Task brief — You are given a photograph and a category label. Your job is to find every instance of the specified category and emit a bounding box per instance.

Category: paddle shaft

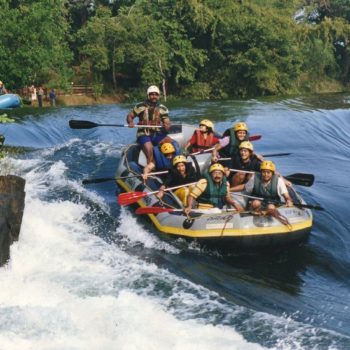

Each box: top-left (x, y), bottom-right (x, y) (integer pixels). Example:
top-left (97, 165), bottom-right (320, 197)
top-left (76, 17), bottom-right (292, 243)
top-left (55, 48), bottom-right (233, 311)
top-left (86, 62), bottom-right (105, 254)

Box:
top-left (136, 207), bottom-right (237, 215)
top-left (234, 193), bottom-right (324, 211)
top-left (218, 152), bottom-right (291, 161)
top-left (82, 170), bottom-right (168, 185)
top-left (69, 119), bottom-right (162, 129)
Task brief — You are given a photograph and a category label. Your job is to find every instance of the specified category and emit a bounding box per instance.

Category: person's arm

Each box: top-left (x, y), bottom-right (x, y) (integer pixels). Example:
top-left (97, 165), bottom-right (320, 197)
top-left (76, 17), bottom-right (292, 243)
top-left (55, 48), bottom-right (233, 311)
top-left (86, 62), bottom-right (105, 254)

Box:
top-left (142, 161), bottom-right (155, 181)
top-left (277, 178), bottom-right (293, 206)
top-left (231, 174), bottom-right (254, 193)
top-left (184, 133), bottom-right (196, 151)
top-left (225, 182), bottom-right (244, 211)
top-left (156, 185), bottom-right (166, 199)
top-left (225, 195), bottom-right (244, 211)
top-left (126, 111), bottom-right (135, 127)
top-left (212, 136), bottom-right (229, 162)
top-left (230, 183), bottom-right (245, 192)
top-left (161, 117), bottom-right (171, 132)
top-left (183, 179), bottom-right (206, 214)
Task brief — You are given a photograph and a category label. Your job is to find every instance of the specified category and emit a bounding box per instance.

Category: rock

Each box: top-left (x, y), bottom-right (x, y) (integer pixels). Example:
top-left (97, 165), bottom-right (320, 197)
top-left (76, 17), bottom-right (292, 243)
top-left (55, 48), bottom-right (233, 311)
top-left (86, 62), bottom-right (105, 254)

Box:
top-left (0, 175), bottom-right (26, 265)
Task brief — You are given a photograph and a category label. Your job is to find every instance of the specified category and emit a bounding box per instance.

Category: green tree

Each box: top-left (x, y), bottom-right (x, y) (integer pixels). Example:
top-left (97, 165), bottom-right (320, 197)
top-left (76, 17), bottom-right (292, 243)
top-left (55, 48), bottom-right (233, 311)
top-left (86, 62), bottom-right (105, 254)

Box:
top-left (0, 0), bottom-right (73, 89)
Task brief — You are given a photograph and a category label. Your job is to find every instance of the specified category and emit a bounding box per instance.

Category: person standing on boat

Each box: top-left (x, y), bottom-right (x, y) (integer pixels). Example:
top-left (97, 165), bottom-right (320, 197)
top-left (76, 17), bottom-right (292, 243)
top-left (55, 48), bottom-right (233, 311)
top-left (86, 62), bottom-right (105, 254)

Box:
top-left (212, 122), bottom-right (250, 165)
top-left (184, 119), bottom-right (220, 154)
top-left (142, 142), bottom-right (180, 181)
top-left (156, 155), bottom-right (200, 206)
top-left (229, 141), bottom-right (261, 186)
top-left (231, 160), bottom-right (293, 212)
top-left (0, 81), bottom-right (8, 95)
top-left (184, 163), bottom-right (243, 215)
top-left (126, 85), bottom-right (173, 166)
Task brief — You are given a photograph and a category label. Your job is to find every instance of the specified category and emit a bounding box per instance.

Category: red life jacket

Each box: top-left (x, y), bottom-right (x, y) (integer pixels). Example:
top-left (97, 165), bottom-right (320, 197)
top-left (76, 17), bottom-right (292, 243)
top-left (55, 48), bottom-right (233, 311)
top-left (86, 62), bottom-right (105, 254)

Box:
top-left (191, 130), bottom-right (215, 153)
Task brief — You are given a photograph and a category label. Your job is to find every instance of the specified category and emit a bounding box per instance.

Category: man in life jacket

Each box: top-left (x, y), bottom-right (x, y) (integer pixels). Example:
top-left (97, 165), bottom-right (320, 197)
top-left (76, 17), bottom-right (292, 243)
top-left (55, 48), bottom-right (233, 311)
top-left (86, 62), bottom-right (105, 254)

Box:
top-left (231, 160), bottom-right (293, 212)
top-left (229, 141), bottom-right (261, 186)
top-left (156, 155), bottom-right (200, 206)
top-left (142, 142), bottom-right (180, 181)
top-left (126, 85), bottom-right (173, 166)
top-left (212, 122), bottom-right (249, 165)
top-left (0, 81), bottom-right (8, 95)
top-left (184, 163), bottom-right (243, 215)
top-left (184, 119), bottom-right (220, 154)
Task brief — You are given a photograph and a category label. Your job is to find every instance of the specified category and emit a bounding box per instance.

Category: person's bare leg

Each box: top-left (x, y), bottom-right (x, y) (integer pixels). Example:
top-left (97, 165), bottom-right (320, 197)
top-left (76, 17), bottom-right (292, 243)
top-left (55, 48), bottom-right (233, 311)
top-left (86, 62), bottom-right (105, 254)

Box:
top-left (142, 141), bottom-right (154, 164)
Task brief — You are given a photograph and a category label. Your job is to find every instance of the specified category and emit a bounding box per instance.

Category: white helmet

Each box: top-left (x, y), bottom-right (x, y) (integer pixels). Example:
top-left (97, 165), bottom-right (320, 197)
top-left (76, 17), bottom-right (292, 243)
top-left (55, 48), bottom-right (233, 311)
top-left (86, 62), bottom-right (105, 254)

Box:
top-left (147, 85), bottom-right (160, 95)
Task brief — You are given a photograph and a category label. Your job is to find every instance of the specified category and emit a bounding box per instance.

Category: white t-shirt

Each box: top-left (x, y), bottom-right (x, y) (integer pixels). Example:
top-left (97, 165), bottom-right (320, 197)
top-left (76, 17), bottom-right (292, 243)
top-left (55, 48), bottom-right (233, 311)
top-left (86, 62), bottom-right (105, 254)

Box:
top-left (245, 174), bottom-right (288, 202)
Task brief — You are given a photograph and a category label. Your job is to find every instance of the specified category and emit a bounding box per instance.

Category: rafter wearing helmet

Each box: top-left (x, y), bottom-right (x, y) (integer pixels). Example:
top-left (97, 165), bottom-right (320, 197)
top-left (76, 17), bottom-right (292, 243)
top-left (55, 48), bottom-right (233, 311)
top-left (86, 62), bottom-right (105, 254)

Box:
top-left (184, 119), bottom-right (220, 154)
top-left (184, 163), bottom-right (243, 215)
top-left (126, 85), bottom-right (174, 166)
top-left (229, 141), bottom-right (262, 186)
top-left (231, 160), bottom-right (293, 213)
top-left (156, 155), bottom-right (200, 206)
top-left (212, 122), bottom-right (250, 166)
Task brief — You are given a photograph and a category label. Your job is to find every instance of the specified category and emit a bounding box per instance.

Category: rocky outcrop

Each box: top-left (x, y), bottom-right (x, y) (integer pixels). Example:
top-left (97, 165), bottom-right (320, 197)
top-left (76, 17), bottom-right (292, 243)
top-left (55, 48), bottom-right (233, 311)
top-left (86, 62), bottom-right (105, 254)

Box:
top-left (0, 175), bottom-right (26, 265)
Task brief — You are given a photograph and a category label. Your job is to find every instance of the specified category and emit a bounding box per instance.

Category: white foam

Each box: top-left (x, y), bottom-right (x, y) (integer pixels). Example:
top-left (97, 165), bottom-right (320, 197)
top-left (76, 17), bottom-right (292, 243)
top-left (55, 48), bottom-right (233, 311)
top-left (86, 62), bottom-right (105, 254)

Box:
top-left (0, 193), bottom-right (264, 350)
top-left (117, 208), bottom-right (180, 254)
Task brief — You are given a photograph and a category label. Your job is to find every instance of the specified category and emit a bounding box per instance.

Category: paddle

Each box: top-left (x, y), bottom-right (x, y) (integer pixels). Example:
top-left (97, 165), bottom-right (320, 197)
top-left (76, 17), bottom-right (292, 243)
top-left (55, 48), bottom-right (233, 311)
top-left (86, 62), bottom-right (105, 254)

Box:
top-left (135, 207), bottom-right (224, 215)
top-left (229, 169), bottom-right (314, 187)
top-left (69, 119), bottom-right (163, 129)
top-left (118, 182), bottom-right (198, 206)
top-left (218, 152), bottom-right (292, 161)
top-left (82, 170), bottom-right (169, 185)
top-left (235, 193), bottom-right (324, 211)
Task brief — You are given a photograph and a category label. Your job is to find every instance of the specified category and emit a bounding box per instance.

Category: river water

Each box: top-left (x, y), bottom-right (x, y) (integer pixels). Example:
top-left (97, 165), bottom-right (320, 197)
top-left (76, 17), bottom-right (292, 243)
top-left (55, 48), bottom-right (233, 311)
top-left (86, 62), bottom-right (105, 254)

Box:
top-left (0, 94), bottom-right (349, 349)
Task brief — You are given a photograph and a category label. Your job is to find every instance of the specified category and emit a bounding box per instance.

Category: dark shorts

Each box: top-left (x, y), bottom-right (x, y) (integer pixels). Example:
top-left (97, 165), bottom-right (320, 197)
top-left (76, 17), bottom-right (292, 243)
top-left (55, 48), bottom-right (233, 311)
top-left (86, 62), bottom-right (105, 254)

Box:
top-left (137, 133), bottom-right (167, 146)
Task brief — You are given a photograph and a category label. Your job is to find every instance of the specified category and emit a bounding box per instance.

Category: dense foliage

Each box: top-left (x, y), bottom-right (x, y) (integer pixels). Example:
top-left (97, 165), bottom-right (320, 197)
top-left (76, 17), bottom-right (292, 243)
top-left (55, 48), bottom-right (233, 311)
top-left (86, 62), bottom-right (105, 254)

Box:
top-left (0, 0), bottom-right (349, 98)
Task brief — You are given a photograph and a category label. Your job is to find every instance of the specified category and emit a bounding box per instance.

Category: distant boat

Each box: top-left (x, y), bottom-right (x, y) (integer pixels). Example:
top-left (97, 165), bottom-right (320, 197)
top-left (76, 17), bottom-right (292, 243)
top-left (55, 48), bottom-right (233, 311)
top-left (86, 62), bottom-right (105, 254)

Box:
top-left (0, 94), bottom-right (21, 109)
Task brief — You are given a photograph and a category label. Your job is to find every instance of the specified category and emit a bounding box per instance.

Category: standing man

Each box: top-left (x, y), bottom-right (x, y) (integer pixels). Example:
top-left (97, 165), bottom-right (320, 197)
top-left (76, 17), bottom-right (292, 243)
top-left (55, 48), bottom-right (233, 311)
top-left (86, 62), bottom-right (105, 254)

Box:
top-left (126, 85), bottom-right (173, 165)
top-left (0, 81), bottom-right (7, 95)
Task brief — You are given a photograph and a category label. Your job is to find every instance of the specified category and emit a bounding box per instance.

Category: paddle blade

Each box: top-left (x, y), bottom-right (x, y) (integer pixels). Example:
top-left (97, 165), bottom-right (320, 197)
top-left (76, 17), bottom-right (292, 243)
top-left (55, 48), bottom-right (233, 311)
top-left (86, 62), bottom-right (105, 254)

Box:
top-left (82, 177), bottom-right (116, 185)
top-left (285, 173), bottom-right (314, 187)
top-left (118, 191), bottom-right (148, 206)
top-left (248, 135), bottom-right (261, 141)
top-left (136, 207), bottom-right (175, 215)
top-left (69, 120), bottom-right (98, 129)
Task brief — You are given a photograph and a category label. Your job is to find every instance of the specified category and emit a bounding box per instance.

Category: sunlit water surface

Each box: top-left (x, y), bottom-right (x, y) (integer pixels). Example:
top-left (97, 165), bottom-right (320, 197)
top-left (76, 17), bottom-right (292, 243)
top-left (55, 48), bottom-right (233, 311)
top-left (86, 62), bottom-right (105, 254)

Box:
top-left (0, 93), bottom-right (350, 349)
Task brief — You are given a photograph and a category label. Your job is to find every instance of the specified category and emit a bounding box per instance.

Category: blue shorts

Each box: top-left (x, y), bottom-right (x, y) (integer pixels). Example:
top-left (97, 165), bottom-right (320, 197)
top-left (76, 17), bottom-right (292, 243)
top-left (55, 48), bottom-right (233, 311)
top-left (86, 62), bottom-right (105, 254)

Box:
top-left (137, 133), bottom-right (167, 146)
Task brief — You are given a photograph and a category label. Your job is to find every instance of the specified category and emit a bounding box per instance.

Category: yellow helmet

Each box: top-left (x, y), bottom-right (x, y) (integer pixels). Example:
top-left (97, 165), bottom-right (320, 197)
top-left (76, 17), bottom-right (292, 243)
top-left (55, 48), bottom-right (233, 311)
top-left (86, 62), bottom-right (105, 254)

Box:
top-left (209, 163), bottom-right (225, 173)
top-left (160, 142), bottom-right (175, 154)
top-left (233, 122), bottom-right (248, 132)
top-left (0, 81), bottom-right (3, 85)
top-left (239, 141), bottom-right (254, 151)
top-left (173, 155), bottom-right (187, 166)
top-left (199, 119), bottom-right (214, 130)
top-left (260, 160), bottom-right (276, 172)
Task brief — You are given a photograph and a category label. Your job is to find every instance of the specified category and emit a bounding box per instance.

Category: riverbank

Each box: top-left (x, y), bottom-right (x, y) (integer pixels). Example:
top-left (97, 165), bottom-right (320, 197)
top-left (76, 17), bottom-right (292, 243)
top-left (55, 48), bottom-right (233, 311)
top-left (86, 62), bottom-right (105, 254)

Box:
top-left (22, 93), bottom-right (125, 108)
